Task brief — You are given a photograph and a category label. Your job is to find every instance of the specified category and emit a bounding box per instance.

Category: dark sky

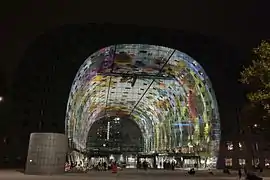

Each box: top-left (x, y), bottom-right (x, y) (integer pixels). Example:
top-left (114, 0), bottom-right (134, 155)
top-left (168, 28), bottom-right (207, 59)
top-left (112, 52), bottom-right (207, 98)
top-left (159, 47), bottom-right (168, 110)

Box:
top-left (1, 1), bottom-right (269, 85)
top-left (0, 1), bottom-right (269, 164)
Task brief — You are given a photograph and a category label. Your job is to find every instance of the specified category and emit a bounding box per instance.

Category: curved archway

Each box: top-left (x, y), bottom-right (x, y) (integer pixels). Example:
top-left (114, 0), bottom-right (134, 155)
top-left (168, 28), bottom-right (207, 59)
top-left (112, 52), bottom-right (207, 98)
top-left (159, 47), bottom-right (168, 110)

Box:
top-left (86, 116), bottom-right (144, 152)
top-left (66, 44), bottom-right (220, 161)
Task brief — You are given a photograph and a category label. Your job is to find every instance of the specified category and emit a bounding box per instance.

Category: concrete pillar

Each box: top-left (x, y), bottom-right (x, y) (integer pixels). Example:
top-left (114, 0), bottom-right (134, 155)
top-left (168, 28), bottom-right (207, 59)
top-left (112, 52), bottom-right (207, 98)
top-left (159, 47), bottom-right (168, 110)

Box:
top-left (25, 133), bottom-right (68, 175)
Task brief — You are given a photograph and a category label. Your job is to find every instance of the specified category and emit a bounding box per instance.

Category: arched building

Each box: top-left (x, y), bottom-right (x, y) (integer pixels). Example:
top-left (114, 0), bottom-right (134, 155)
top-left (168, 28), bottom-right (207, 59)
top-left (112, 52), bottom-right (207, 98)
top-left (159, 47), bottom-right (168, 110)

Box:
top-left (10, 24), bottom-right (242, 169)
top-left (66, 44), bottom-right (220, 167)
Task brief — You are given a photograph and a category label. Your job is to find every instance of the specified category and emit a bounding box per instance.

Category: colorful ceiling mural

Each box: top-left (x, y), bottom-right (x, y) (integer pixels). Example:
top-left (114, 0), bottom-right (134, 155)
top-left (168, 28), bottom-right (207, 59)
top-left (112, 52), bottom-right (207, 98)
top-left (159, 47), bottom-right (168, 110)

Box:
top-left (65, 44), bottom-right (220, 155)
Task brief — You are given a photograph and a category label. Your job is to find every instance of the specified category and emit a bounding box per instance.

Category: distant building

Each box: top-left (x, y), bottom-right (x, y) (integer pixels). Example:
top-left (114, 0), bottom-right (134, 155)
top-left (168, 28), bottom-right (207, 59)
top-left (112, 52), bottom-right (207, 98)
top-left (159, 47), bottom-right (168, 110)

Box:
top-left (218, 123), bottom-right (270, 169)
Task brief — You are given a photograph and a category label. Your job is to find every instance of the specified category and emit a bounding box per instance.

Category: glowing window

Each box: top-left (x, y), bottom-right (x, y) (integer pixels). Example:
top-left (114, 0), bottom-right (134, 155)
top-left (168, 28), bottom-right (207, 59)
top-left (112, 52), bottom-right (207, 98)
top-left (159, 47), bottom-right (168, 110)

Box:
top-left (226, 142), bottom-right (233, 151)
top-left (225, 158), bottom-right (232, 167)
top-left (239, 159), bottom-right (245, 166)
top-left (239, 142), bottom-right (244, 151)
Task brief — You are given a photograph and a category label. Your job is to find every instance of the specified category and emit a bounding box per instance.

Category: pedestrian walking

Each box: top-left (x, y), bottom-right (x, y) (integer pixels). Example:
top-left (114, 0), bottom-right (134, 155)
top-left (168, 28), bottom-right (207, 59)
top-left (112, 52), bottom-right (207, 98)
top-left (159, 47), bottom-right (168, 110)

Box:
top-left (238, 168), bottom-right (242, 180)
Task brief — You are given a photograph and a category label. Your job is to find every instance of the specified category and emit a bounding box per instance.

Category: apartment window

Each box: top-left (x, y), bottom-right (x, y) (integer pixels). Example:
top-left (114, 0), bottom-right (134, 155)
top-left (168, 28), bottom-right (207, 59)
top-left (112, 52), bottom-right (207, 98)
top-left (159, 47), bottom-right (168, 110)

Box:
top-left (254, 142), bottom-right (259, 151)
top-left (3, 137), bottom-right (7, 144)
top-left (44, 87), bottom-right (50, 93)
top-left (265, 159), bottom-right (270, 168)
top-left (225, 158), bottom-right (232, 167)
top-left (41, 99), bottom-right (47, 105)
top-left (226, 141), bottom-right (233, 151)
top-left (239, 159), bottom-right (245, 166)
top-left (252, 158), bottom-right (260, 167)
top-left (238, 142), bottom-right (243, 151)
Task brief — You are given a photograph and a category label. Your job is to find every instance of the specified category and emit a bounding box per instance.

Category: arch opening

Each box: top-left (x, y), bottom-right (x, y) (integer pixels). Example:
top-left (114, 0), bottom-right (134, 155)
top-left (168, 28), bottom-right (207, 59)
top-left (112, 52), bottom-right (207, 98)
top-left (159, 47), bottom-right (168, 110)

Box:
top-left (65, 44), bottom-right (220, 167)
top-left (86, 116), bottom-right (144, 153)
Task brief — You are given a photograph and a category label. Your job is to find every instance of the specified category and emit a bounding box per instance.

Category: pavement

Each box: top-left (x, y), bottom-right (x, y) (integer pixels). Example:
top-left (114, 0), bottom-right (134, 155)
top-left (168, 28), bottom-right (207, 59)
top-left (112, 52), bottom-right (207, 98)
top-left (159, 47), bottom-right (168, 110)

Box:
top-left (0, 169), bottom-right (269, 180)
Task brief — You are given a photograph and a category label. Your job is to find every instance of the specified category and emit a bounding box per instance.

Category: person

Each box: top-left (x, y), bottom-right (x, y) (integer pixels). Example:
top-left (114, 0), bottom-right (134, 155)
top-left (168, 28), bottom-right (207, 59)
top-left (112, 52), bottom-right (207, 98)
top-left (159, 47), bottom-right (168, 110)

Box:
top-left (137, 161), bottom-right (141, 171)
top-left (208, 168), bottom-right (214, 175)
top-left (194, 163), bottom-right (198, 169)
top-left (223, 167), bottom-right (230, 174)
top-left (103, 161), bottom-right (107, 171)
top-left (171, 161), bottom-right (175, 171)
top-left (244, 166), bottom-right (248, 175)
top-left (188, 168), bottom-right (195, 175)
top-left (143, 160), bottom-right (148, 171)
top-left (111, 162), bottom-right (117, 173)
top-left (238, 168), bottom-right (242, 180)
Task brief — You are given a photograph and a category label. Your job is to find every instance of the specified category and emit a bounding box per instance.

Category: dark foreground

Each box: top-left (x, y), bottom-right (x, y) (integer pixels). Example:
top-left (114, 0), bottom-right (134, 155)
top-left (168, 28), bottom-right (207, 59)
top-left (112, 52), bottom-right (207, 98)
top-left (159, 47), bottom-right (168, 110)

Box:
top-left (1, 169), bottom-right (269, 180)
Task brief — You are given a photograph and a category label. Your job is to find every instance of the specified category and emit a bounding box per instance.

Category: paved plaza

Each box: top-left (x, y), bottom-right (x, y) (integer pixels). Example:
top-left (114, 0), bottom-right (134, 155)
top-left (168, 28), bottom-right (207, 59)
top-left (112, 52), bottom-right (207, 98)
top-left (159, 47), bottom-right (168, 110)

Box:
top-left (1, 169), bottom-right (269, 180)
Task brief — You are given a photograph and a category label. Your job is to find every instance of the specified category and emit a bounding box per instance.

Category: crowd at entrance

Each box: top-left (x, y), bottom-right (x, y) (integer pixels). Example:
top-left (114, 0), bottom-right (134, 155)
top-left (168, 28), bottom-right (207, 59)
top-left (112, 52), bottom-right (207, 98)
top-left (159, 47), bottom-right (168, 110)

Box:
top-left (65, 153), bottom-right (208, 172)
top-left (137, 159), bottom-right (177, 170)
top-left (65, 158), bottom-right (121, 172)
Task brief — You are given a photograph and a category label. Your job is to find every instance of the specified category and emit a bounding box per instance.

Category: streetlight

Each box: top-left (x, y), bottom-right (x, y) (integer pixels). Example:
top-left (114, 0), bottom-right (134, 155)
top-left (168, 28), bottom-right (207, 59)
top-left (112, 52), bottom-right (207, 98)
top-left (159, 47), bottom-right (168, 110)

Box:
top-left (0, 96), bottom-right (3, 102)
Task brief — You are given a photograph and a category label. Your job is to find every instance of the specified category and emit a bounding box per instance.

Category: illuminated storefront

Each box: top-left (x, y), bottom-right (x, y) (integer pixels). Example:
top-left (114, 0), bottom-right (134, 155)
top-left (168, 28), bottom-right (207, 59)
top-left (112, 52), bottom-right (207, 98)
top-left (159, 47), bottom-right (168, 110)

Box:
top-left (65, 44), bottom-right (221, 168)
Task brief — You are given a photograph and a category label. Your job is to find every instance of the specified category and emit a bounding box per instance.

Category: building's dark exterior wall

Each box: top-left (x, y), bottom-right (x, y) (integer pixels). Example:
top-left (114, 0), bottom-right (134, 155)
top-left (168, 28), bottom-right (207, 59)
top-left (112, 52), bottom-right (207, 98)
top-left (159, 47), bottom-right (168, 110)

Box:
top-left (218, 133), bottom-right (270, 169)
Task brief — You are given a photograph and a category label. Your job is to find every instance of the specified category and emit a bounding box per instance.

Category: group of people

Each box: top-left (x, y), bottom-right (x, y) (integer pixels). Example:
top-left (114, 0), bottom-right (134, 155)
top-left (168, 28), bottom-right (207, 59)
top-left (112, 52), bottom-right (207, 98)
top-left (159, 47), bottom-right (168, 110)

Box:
top-left (65, 160), bottom-right (120, 172)
top-left (87, 160), bottom-right (121, 171)
top-left (137, 160), bottom-right (150, 170)
top-left (160, 160), bottom-right (177, 170)
top-left (136, 160), bottom-right (177, 170)
top-left (91, 161), bottom-right (108, 171)
top-left (65, 158), bottom-right (262, 180)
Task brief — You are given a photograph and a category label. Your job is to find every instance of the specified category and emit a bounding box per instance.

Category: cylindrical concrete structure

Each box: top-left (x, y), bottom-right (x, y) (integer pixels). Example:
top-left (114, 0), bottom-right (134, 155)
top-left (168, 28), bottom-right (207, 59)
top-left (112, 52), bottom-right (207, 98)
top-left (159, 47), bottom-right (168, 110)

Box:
top-left (25, 133), bottom-right (68, 175)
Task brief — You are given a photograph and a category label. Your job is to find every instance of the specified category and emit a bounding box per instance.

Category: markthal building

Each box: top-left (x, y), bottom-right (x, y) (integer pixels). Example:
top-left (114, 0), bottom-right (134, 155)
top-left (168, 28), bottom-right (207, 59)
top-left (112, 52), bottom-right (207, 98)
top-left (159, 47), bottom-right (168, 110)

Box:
top-left (66, 44), bottom-right (220, 168)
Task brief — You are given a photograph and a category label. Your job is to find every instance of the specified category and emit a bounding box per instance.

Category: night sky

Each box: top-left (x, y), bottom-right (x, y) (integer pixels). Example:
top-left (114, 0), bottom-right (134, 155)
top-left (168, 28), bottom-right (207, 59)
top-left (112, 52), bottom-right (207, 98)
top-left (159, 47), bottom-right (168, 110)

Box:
top-left (0, 1), bottom-right (269, 167)
top-left (1, 1), bottom-right (270, 82)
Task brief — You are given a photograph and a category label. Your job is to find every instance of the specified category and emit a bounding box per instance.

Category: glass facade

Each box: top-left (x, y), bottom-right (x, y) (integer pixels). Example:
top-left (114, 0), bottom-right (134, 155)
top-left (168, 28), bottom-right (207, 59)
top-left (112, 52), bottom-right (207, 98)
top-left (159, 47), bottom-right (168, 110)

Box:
top-left (65, 44), bottom-right (220, 165)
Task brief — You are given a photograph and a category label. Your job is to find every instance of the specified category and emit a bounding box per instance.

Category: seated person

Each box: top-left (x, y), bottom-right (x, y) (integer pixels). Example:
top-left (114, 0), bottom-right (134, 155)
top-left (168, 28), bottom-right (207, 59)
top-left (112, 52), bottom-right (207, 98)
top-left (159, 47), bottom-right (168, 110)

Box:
top-left (188, 168), bottom-right (195, 175)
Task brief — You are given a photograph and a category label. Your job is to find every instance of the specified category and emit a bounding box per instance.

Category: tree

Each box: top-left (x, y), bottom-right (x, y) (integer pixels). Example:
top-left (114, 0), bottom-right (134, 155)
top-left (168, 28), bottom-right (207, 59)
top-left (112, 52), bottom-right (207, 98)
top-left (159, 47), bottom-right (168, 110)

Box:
top-left (240, 40), bottom-right (270, 114)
